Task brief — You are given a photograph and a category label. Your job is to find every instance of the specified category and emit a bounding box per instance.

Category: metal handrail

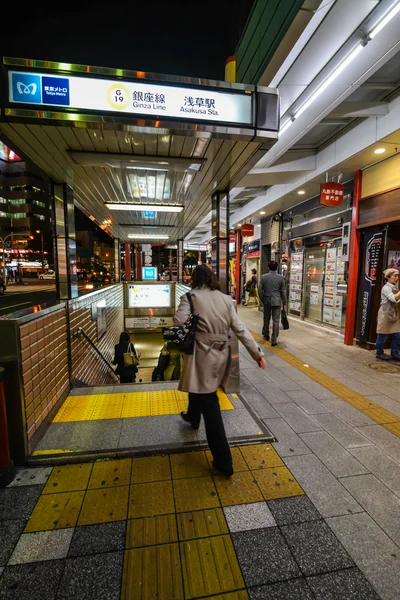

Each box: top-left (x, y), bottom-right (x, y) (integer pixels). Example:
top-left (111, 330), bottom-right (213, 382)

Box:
top-left (76, 327), bottom-right (119, 381)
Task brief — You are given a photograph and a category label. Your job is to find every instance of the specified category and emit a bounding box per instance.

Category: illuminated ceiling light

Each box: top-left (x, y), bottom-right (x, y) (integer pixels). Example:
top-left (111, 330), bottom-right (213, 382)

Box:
top-left (298, 190), bottom-right (305, 195)
top-left (374, 148), bottom-right (385, 154)
top-left (127, 234), bottom-right (169, 239)
top-left (260, 211), bottom-right (266, 215)
top-left (237, 223), bottom-right (242, 227)
top-left (105, 203), bottom-right (183, 213)
top-left (369, 1), bottom-right (400, 39)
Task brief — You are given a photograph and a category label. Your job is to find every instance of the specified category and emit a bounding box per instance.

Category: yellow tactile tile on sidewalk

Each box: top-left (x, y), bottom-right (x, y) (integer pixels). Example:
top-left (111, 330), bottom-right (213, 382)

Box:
top-left (42, 463), bottom-right (92, 494)
top-left (25, 491), bottom-right (85, 532)
top-left (78, 485), bottom-right (130, 525)
top-left (206, 448), bottom-right (249, 473)
top-left (170, 451), bottom-right (211, 479)
top-left (88, 458), bottom-right (132, 489)
top-left (181, 535), bottom-right (245, 599)
top-left (121, 543), bottom-right (184, 600)
top-left (126, 514), bottom-right (178, 548)
top-left (173, 476), bottom-right (220, 513)
top-left (177, 508), bottom-right (228, 541)
top-left (363, 408), bottom-right (400, 424)
top-left (129, 480), bottom-right (175, 518)
top-left (131, 455), bottom-right (171, 484)
top-left (239, 444), bottom-right (284, 470)
top-left (253, 466), bottom-right (304, 501)
top-left (213, 471), bottom-right (263, 507)
top-left (207, 593), bottom-right (249, 600)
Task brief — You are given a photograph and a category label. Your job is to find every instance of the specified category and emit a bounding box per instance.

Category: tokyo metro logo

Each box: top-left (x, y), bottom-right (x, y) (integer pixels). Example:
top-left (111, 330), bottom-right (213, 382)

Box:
top-left (12, 73), bottom-right (41, 104)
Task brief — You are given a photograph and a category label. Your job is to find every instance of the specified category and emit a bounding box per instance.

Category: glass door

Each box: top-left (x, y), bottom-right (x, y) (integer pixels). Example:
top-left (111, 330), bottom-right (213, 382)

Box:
top-left (303, 246), bottom-right (326, 322)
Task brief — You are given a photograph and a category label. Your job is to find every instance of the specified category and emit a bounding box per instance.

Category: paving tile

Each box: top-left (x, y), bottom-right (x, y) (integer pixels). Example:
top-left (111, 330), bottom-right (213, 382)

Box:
top-left (42, 463), bottom-right (92, 494)
top-left (365, 395), bottom-right (400, 418)
top-left (206, 592), bottom-right (249, 600)
top-left (274, 404), bottom-right (322, 433)
top-left (119, 414), bottom-right (197, 448)
top-left (283, 454), bottom-right (362, 518)
top-left (299, 431), bottom-right (369, 477)
top-left (129, 480), bottom-right (175, 519)
top-left (0, 486), bottom-right (42, 521)
top-left (267, 496), bottom-right (322, 525)
top-left (25, 491), bottom-right (85, 532)
top-left (263, 419), bottom-right (313, 457)
top-left (0, 520), bottom-right (27, 566)
top-left (311, 413), bottom-right (373, 448)
top-left (213, 471), bottom-right (263, 506)
top-left (206, 448), bottom-right (249, 473)
top-left (281, 520), bottom-right (354, 576)
top-left (7, 467), bottom-right (53, 487)
top-left (174, 476), bottom-right (220, 513)
top-left (232, 528), bottom-right (301, 586)
top-left (130, 455), bottom-right (171, 483)
top-left (239, 444), bottom-right (284, 470)
top-left (34, 419), bottom-right (123, 453)
top-left (286, 390), bottom-right (331, 414)
top-left (307, 568), bottom-right (381, 600)
top-left (340, 473), bottom-right (400, 546)
top-left (349, 445), bottom-right (400, 497)
top-left (126, 514), bottom-right (177, 548)
top-left (252, 467), bottom-right (303, 500)
top-left (224, 502), bottom-right (276, 532)
top-left (327, 512), bottom-right (400, 600)
top-left (277, 365), bottom-right (313, 382)
top-left (261, 367), bottom-right (302, 392)
top-left (181, 535), bottom-right (244, 599)
top-left (219, 410), bottom-right (263, 438)
top-left (88, 459), bottom-right (132, 489)
top-left (0, 567), bottom-right (3, 577)
top-left (355, 424), bottom-right (400, 463)
top-left (9, 529), bottom-right (73, 565)
top-left (69, 521), bottom-right (126, 556)
top-left (323, 399), bottom-right (375, 426)
top-left (249, 578), bottom-right (314, 600)
top-left (253, 382), bottom-right (293, 405)
top-left (57, 551), bottom-right (123, 600)
top-left (122, 544), bottom-right (183, 600)
top-left (78, 486), bottom-right (129, 526)
top-left (177, 508), bottom-right (228, 540)
top-left (299, 380), bottom-right (338, 400)
top-left (240, 389), bottom-right (281, 420)
top-left (0, 560), bottom-right (64, 600)
top-left (170, 451), bottom-right (210, 478)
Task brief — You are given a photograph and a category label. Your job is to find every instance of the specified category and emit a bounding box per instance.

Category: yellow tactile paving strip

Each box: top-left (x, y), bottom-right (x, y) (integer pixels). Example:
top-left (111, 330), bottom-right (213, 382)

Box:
top-left (53, 388), bottom-right (234, 423)
top-left (250, 329), bottom-right (400, 438)
top-left (24, 444), bottom-right (303, 599)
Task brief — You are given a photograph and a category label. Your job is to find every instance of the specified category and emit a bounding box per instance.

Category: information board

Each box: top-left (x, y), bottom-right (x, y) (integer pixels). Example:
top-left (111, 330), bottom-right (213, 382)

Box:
top-left (127, 284), bottom-right (171, 308)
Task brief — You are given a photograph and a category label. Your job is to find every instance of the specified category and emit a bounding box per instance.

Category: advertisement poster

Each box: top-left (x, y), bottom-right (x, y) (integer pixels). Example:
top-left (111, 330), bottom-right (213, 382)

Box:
top-left (310, 293), bottom-right (319, 305)
top-left (388, 251), bottom-right (400, 270)
top-left (289, 252), bottom-right (304, 313)
top-left (323, 306), bottom-right (333, 320)
top-left (359, 230), bottom-right (384, 342)
top-left (327, 248), bottom-right (337, 261)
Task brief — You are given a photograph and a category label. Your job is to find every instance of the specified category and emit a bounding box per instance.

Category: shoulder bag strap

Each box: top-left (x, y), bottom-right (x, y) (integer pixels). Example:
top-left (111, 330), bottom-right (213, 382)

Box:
top-left (186, 291), bottom-right (194, 314)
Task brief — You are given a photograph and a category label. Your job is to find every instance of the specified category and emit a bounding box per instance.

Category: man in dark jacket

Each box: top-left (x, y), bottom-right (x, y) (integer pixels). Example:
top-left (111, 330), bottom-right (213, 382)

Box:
top-left (258, 261), bottom-right (286, 346)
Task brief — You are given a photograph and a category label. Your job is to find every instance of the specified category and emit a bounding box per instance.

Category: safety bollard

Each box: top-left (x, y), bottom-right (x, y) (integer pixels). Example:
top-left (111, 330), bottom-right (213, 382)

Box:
top-left (0, 367), bottom-right (15, 487)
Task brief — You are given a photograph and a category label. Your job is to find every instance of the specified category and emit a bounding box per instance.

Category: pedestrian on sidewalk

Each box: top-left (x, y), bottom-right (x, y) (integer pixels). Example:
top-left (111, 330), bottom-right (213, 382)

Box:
top-left (113, 331), bottom-right (139, 383)
top-left (175, 264), bottom-right (266, 477)
top-left (258, 260), bottom-right (286, 346)
top-left (244, 268), bottom-right (259, 306)
top-left (376, 268), bottom-right (400, 361)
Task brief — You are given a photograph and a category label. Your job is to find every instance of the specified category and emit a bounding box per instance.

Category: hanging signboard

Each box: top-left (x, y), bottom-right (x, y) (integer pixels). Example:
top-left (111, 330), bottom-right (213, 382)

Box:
top-left (241, 224), bottom-right (254, 237)
top-left (320, 182), bottom-right (344, 207)
top-left (359, 230), bottom-right (384, 342)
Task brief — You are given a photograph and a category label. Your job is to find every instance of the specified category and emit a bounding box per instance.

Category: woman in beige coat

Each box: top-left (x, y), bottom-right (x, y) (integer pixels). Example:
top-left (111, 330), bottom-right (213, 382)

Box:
top-left (174, 264), bottom-right (266, 476)
top-left (376, 268), bottom-right (400, 361)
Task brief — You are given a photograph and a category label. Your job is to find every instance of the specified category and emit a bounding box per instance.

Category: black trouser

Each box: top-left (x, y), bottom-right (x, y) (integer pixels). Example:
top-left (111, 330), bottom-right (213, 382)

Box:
top-left (262, 302), bottom-right (281, 342)
top-left (187, 391), bottom-right (232, 472)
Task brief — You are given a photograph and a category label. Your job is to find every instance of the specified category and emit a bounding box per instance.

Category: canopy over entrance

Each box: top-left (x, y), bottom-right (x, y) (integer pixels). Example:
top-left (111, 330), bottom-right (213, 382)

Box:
top-left (0, 57), bottom-right (279, 244)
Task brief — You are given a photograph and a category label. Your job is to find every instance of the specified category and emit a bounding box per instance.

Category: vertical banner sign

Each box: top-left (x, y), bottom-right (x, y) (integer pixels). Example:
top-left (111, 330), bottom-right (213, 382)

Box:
top-left (359, 231), bottom-right (383, 342)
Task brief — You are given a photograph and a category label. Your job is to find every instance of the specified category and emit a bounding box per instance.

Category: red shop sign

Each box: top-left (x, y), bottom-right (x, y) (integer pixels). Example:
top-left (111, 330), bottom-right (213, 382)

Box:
top-left (229, 231), bottom-right (236, 242)
top-left (320, 182), bottom-right (344, 207)
top-left (241, 224), bottom-right (254, 237)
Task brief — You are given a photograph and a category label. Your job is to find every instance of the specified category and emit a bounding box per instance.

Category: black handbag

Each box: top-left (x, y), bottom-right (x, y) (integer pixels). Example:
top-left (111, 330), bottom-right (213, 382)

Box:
top-left (281, 309), bottom-right (289, 330)
top-left (162, 292), bottom-right (199, 355)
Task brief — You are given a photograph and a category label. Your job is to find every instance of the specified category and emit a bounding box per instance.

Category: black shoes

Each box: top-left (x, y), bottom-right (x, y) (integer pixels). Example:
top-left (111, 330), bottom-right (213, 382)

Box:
top-left (376, 354), bottom-right (391, 361)
top-left (271, 341), bottom-right (278, 346)
top-left (212, 461), bottom-right (234, 477)
top-left (262, 335), bottom-right (270, 341)
top-left (180, 411), bottom-right (199, 430)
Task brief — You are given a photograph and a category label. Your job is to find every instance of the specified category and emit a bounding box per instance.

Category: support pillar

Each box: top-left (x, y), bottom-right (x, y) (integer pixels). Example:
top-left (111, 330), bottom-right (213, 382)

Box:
top-left (53, 184), bottom-right (78, 300)
top-left (135, 245), bottom-right (142, 280)
top-left (235, 229), bottom-right (241, 304)
top-left (124, 243), bottom-right (131, 281)
top-left (344, 170), bottom-right (362, 345)
top-left (114, 238), bottom-right (121, 283)
top-left (178, 239), bottom-right (184, 283)
top-left (212, 191), bottom-right (229, 294)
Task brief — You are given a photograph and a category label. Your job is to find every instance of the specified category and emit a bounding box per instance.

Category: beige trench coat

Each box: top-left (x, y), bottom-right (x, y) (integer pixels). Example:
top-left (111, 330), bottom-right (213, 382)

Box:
top-left (174, 286), bottom-right (263, 394)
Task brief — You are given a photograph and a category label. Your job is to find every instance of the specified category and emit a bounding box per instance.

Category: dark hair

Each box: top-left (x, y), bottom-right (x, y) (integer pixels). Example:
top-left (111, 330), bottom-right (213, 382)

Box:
top-left (251, 268), bottom-right (257, 274)
top-left (268, 261), bottom-right (278, 271)
top-left (119, 331), bottom-right (130, 344)
top-left (191, 264), bottom-right (221, 290)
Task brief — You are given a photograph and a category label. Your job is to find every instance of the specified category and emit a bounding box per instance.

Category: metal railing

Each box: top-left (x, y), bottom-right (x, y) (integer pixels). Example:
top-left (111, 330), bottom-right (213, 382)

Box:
top-left (76, 327), bottom-right (119, 382)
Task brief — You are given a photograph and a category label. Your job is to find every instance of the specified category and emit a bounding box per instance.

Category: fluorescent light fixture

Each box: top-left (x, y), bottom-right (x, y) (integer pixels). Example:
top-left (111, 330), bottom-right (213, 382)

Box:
top-left (279, 119), bottom-right (293, 135)
top-left (295, 43), bottom-right (363, 119)
top-left (260, 211), bottom-right (266, 215)
top-left (105, 203), bottom-right (183, 213)
top-left (369, 1), bottom-right (400, 39)
top-left (298, 190), bottom-right (305, 195)
top-left (127, 234), bottom-right (169, 239)
top-left (374, 147), bottom-right (385, 154)
top-left (237, 223), bottom-right (242, 227)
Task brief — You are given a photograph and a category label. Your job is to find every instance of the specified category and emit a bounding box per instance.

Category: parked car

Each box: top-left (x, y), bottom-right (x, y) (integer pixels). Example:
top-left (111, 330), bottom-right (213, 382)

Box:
top-left (39, 272), bottom-right (55, 280)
